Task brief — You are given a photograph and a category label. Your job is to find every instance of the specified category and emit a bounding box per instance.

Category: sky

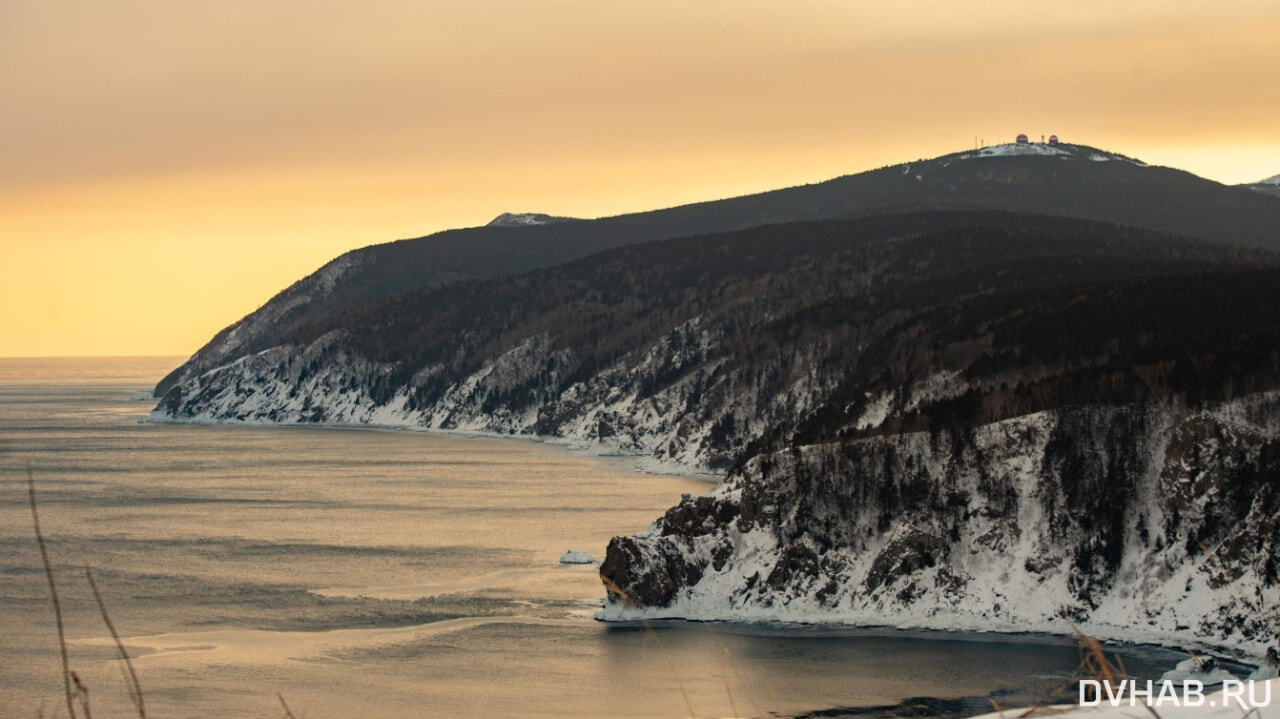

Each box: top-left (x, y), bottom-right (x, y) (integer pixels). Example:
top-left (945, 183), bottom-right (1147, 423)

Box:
top-left (3, 0), bottom-right (1279, 357)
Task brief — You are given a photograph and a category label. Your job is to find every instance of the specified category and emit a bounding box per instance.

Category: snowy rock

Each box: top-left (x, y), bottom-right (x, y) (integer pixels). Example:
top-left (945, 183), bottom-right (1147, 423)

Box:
top-left (1250, 649), bottom-right (1280, 680)
top-left (1251, 663), bottom-right (1280, 681)
top-left (1161, 657), bottom-right (1238, 685)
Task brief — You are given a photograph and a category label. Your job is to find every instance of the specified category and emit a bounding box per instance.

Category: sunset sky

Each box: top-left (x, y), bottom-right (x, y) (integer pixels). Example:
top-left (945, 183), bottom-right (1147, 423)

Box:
top-left (3, 0), bottom-right (1279, 357)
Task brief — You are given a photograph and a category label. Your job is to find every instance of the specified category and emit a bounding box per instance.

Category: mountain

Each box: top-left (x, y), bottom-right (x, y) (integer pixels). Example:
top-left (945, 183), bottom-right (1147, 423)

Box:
top-left (154, 142), bottom-right (1280, 397)
top-left (152, 144), bottom-right (1280, 658)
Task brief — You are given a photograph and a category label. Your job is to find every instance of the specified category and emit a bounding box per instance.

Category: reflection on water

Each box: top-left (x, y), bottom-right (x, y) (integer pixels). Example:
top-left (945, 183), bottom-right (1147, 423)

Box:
top-left (0, 358), bottom-right (1187, 717)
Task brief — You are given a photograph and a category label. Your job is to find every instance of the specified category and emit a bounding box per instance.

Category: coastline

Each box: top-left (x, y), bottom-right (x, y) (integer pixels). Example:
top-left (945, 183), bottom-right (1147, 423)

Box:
top-left (594, 615), bottom-right (1254, 670)
top-left (145, 409), bottom-right (1276, 668)
top-left (596, 603), bottom-right (1271, 669)
top-left (142, 410), bottom-right (722, 483)
top-left (149, 398), bottom-right (1203, 661)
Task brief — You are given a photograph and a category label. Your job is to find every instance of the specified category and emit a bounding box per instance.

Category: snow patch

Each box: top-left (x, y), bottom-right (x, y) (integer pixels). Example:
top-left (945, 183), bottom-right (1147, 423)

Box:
top-left (1160, 657), bottom-right (1239, 685)
top-left (487, 212), bottom-right (573, 227)
top-left (855, 390), bottom-right (894, 429)
top-left (958, 143), bottom-right (1148, 166)
top-left (962, 143), bottom-right (1071, 159)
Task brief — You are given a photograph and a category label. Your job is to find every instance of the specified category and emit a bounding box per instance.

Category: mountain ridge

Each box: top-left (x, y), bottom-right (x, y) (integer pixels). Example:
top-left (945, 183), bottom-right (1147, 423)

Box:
top-left (154, 142), bottom-right (1280, 398)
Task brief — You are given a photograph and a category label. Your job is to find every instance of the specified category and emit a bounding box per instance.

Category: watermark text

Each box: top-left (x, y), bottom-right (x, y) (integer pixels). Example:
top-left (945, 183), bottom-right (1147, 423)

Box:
top-left (1079, 680), bottom-right (1271, 709)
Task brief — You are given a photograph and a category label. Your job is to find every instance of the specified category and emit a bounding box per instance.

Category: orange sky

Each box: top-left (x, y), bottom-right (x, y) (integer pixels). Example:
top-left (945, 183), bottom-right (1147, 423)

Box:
top-left (3, 0), bottom-right (1279, 357)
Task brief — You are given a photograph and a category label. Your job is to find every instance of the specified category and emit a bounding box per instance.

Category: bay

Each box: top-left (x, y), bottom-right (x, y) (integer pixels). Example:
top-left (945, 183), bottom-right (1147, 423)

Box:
top-left (0, 357), bottom-right (1189, 718)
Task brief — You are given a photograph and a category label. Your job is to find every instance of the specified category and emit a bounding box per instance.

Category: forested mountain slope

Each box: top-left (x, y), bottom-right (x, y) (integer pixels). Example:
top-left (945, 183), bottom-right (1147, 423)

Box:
top-left (155, 144), bottom-right (1280, 397)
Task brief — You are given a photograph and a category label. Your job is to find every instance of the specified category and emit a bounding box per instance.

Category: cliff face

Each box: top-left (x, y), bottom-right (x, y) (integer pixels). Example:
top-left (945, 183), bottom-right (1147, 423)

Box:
top-left (599, 395), bottom-right (1280, 655)
top-left (152, 317), bottom-right (827, 472)
top-left (152, 211), bottom-right (1280, 655)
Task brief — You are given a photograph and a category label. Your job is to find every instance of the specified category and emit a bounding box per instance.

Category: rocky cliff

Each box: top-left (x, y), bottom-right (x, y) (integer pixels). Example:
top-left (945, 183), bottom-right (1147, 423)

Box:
top-left (599, 395), bottom-right (1280, 656)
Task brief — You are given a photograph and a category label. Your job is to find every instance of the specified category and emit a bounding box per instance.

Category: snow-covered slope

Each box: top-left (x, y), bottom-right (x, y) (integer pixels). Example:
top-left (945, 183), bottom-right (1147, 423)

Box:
top-left (962, 142), bottom-right (1072, 158)
top-left (958, 142), bottom-right (1148, 165)
top-left (150, 326), bottom-right (746, 473)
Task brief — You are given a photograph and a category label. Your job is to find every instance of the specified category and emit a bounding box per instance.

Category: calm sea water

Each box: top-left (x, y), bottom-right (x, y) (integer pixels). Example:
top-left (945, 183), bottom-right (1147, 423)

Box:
top-left (0, 357), bottom-right (1188, 718)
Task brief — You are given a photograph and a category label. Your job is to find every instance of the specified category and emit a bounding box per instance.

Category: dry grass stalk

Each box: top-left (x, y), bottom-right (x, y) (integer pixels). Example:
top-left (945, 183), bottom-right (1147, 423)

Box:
top-left (278, 692), bottom-right (299, 719)
top-left (1075, 635), bottom-right (1123, 689)
top-left (27, 465), bottom-right (78, 719)
top-left (1074, 629), bottom-right (1163, 719)
top-left (71, 671), bottom-right (91, 719)
top-left (29, 467), bottom-right (148, 719)
top-left (84, 566), bottom-right (145, 718)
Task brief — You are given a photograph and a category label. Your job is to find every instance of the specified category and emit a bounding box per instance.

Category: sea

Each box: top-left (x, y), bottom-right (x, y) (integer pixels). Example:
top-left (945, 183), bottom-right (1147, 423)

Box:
top-left (0, 356), bottom-right (1192, 718)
